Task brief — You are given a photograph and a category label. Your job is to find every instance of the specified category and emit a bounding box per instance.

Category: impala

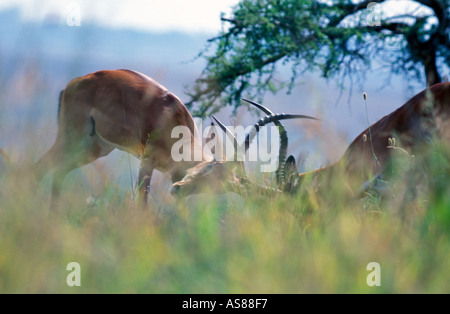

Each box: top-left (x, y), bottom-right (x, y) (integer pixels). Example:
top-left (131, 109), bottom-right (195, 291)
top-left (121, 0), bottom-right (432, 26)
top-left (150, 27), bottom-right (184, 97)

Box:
top-left (35, 69), bottom-right (207, 206)
top-left (285, 82), bottom-right (450, 194)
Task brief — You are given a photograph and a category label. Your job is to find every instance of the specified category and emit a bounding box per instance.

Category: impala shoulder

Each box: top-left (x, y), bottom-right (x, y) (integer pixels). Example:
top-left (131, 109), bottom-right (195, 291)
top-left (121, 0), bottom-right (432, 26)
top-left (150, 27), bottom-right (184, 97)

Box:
top-left (432, 82), bottom-right (450, 104)
top-left (430, 81), bottom-right (450, 90)
top-left (65, 71), bottom-right (112, 90)
top-left (81, 70), bottom-right (116, 81)
top-left (119, 69), bottom-right (168, 89)
top-left (422, 82), bottom-right (450, 102)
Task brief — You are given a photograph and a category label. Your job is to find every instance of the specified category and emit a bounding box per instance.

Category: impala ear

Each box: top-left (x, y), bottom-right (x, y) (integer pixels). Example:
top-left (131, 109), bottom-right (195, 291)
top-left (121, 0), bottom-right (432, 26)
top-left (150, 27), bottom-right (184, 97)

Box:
top-left (283, 155), bottom-right (297, 177)
top-left (282, 155), bottom-right (299, 193)
top-left (285, 155), bottom-right (296, 166)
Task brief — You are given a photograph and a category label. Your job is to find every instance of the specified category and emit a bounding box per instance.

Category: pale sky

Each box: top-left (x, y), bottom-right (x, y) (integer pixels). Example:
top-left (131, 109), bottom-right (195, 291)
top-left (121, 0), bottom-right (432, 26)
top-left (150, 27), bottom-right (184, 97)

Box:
top-left (0, 0), bottom-right (240, 32)
top-left (0, 0), bottom-right (435, 33)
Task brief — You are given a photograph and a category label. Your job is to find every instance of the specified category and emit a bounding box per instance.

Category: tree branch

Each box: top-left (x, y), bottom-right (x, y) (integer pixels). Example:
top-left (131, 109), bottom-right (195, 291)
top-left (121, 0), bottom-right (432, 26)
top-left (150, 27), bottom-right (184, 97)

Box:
top-left (186, 0), bottom-right (449, 116)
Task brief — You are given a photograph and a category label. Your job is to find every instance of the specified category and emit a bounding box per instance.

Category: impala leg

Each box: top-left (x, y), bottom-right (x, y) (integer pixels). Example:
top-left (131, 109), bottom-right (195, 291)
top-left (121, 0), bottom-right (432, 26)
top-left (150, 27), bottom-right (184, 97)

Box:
top-left (49, 162), bottom-right (79, 209)
top-left (36, 135), bottom-right (113, 209)
top-left (35, 143), bottom-right (62, 182)
top-left (138, 158), bottom-right (153, 206)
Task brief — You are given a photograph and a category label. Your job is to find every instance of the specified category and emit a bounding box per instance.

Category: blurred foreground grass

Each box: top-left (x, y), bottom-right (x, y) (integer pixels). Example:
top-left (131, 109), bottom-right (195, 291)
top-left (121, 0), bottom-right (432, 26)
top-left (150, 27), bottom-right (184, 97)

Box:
top-left (0, 144), bottom-right (449, 294)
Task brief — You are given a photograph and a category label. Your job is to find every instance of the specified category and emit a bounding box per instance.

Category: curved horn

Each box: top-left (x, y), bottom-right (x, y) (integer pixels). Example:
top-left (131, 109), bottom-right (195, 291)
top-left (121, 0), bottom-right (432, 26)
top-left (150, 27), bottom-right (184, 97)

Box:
top-left (211, 115), bottom-right (238, 159)
top-left (252, 114), bottom-right (317, 180)
top-left (242, 100), bottom-right (320, 148)
top-left (242, 98), bottom-right (278, 152)
top-left (242, 98), bottom-right (274, 115)
top-left (245, 113), bottom-right (319, 154)
top-left (242, 98), bottom-right (288, 184)
top-left (243, 98), bottom-right (318, 183)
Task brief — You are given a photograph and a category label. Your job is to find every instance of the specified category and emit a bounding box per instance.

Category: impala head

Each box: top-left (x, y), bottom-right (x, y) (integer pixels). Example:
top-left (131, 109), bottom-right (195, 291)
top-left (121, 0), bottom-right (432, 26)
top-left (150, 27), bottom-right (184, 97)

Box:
top-left (171, 100), bottom-right (318, 197)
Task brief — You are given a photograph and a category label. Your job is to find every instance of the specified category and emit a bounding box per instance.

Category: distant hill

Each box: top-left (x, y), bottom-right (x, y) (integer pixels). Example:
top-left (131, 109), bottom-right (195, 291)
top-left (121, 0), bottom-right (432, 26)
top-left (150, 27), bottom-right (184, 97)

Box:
top-left (0, 7), bottom-right (209, 93)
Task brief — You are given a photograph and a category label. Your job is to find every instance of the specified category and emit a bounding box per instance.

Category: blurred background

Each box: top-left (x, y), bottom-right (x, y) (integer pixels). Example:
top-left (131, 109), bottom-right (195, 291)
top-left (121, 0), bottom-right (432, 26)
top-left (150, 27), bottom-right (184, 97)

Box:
top-left (0, 0), bottom-right (434, 195)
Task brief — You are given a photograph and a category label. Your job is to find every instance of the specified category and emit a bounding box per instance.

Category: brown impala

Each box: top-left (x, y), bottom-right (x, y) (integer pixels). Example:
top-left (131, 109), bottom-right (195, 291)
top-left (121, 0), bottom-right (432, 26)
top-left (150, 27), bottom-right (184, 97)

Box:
top-left (36, 69), bottom-right (205, 206)
top-left (286, 82), bottom-right (450, 194)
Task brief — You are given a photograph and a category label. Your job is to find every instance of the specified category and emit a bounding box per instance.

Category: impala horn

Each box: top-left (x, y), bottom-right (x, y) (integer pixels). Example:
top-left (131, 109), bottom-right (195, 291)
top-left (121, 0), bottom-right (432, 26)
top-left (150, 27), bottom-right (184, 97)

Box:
top-left (242, 98), bottom-right (318, 185)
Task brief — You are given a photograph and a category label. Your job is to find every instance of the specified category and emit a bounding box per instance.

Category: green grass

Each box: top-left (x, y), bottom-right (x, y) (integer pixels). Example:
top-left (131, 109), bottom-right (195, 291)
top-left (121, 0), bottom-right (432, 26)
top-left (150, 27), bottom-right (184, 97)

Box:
top-left (0, 145), bottom-right (449, 294)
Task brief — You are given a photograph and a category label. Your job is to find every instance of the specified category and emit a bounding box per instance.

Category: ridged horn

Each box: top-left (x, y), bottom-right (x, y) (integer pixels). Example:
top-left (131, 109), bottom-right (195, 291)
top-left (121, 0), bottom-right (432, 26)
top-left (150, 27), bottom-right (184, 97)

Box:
top-left (242, 97), bottom-right (318, 184)
top-left (242, 98), bottom-right (288, 184)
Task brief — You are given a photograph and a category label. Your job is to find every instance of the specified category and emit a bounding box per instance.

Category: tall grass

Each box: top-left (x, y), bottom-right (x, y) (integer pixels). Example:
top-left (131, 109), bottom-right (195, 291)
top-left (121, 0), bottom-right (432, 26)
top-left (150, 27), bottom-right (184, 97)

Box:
top-left (0, 141), bottom-right (449, 294)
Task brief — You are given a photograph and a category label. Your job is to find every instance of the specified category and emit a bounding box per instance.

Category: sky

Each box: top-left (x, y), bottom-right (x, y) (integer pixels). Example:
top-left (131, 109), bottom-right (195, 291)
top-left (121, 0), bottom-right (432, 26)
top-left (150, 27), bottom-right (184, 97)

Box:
top-left (0, 0), bottom-right (240, 32)
top-left (0, 0), bottom-right (434, 33)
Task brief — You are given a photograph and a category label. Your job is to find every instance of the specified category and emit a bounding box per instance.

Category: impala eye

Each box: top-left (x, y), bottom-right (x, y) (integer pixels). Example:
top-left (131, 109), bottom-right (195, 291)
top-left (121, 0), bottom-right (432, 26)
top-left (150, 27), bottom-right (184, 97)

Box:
top-left (200, 163), bottom-right (215, 176)
top-left (171, 185), bottom-right (181, 195)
